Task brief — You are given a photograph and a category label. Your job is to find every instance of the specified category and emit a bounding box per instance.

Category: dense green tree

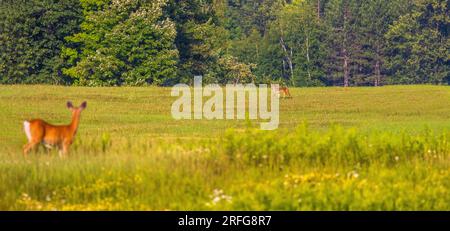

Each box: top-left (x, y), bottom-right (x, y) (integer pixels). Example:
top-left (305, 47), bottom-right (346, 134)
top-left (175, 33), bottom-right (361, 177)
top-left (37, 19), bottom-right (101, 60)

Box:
top-left (219, 0), bottom-right (282, 85)
top-left (0, 0), bottom-right (448, 86)
top-left (164, 0), bottom-right (217, 83)
top-left (62, 0), bottom-right (178, 86)
top-left (223, 0), bottom-right (285, 38)
top-left (323, 0), bottom-right (364, 87)
top-left (357, 0), bottom-right (414, 86)
top-left (385, 0), bottom-right (449, 84)
top-left (0, 0), bottom-right (82, 84)
top-left (165, 0), bottom-right (254, 85)
top-left (227, 0), bottom-right (327, 86)
top-left (267, 0), bottom-right (326, 86)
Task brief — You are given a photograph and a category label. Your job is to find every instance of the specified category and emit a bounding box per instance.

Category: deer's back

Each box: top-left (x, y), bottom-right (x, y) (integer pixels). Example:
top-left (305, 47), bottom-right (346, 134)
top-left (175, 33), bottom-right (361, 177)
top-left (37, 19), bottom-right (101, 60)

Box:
top-left (28, 119), bottom-right (71, 144)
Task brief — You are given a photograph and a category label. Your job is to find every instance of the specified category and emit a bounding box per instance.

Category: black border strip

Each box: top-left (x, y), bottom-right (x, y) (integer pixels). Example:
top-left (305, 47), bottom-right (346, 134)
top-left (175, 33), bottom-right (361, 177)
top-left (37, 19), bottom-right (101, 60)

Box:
top-left (0, 211), bottom-right (448, 229)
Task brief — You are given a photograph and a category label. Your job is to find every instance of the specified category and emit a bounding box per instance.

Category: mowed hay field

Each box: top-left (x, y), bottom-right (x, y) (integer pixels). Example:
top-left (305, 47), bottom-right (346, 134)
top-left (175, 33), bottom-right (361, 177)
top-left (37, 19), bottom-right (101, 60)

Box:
top-left (0, 85), bottom-right (449, 210)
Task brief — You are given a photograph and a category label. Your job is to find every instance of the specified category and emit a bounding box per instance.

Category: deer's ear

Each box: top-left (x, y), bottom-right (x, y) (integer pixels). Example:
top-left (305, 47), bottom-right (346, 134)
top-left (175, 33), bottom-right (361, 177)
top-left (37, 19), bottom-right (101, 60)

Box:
top-left (67, 101), bottom-right (74, 109)
top-left (80, 101), bottom-right (87, 110)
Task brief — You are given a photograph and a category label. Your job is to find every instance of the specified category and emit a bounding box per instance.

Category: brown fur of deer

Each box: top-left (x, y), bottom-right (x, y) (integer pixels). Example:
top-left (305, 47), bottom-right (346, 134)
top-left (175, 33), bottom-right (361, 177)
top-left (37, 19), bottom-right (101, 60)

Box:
top-left (23, 101), bottom-right (87, 157)
top-left (279, 86), bottom-right (292, 98)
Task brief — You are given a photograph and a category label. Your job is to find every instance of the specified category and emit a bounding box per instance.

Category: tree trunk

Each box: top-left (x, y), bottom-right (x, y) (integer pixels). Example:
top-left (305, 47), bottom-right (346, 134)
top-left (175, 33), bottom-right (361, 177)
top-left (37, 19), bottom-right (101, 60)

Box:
top-left (374, 44), bottom-right (381, 87)
top-left (343, 7), bottom-right (350, 87)
top-left (280, 37), bottom-right (295, 86)
top-left (374, 59), bottom-right (381, 87)
top-left (289, 48), bottom-right (295, 86)
top-left (305, 33), bottom-right (312, 81)
top-left (343, 51), bottom-right (349, 87)
top-left (317, 0), bottom-right (321, 21)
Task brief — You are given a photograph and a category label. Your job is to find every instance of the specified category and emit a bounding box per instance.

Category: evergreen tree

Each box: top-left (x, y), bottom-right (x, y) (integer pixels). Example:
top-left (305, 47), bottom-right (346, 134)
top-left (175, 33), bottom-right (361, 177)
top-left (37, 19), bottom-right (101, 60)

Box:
top-left (0, 0), bottom-right (82, 84)
top-left (386, 0), bottom-right (449, 84)
top-left (0, 0), bottom-right (447, 86)
top-left (165, 0), bottom-right (217, 83)
top-left (223, 0), bottom-right (285, 38)
top-left (358, 0), bottom-right (413, 86)
top-left (324, 0), bottom-right (363, 87)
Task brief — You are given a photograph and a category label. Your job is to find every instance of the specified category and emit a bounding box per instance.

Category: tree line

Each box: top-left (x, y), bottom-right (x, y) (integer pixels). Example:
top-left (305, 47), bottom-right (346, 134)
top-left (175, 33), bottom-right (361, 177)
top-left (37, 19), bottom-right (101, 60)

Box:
top-left (0, 0), bottom-right (448, 86)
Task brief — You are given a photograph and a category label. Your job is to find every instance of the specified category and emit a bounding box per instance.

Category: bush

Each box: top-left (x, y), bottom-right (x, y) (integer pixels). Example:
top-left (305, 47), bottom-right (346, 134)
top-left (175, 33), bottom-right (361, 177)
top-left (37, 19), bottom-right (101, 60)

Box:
top-left (223, 123), bottom-right (449, 167)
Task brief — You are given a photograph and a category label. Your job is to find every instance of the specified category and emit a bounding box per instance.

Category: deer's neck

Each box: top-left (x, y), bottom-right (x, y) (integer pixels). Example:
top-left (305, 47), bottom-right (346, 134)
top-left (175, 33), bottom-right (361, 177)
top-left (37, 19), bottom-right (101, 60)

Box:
top-left (69, 112), bottom-right (81, 135)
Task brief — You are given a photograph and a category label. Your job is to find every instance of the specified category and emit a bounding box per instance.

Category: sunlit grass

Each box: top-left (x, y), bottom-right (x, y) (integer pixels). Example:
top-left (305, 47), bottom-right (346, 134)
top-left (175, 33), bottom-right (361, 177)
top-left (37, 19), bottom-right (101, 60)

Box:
top-left (0, 85), bottom-right (449, 210)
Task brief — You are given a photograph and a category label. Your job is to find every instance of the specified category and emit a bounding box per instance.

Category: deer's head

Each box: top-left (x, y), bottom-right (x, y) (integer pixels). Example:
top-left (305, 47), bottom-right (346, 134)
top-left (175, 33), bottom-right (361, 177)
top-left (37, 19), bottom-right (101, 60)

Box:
top-left (67, 101), bottom-right (87, 116)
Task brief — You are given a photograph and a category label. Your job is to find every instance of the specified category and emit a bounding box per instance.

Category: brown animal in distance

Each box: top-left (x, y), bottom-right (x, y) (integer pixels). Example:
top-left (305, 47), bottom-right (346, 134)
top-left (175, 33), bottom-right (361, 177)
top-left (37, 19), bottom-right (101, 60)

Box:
top-left (279, 86), bottom-right (292, 98)
top-left (23, 101), bottom-right (87, 157)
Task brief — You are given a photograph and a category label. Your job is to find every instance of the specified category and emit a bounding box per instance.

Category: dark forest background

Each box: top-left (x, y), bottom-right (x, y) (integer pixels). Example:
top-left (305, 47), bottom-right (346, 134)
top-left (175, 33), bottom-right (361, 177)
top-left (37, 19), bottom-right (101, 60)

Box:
top-left (0, 0), bottom-right (448, 86)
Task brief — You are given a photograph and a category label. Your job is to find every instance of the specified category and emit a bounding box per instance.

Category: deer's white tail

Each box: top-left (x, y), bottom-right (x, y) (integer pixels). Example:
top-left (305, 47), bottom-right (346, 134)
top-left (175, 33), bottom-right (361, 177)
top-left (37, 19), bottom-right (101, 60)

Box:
top-left (23, 121), bottom-right (32, 142)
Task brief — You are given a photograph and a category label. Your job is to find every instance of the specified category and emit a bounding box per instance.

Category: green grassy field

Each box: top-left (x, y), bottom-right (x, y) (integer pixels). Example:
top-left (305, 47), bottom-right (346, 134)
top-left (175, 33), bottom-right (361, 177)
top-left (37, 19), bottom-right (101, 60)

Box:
top-left (0, 85), bottom-right (449, 210)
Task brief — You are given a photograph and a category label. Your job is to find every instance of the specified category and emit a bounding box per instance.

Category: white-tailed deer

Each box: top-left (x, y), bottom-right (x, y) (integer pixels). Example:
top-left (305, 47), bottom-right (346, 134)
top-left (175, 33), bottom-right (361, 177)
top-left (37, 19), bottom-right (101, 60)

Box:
top-left (279, 86), bottom-right (292, 98)
top-left (23, 101), bottom-right (87, 157)
top-left (273, 85), bottom-right (292, 98)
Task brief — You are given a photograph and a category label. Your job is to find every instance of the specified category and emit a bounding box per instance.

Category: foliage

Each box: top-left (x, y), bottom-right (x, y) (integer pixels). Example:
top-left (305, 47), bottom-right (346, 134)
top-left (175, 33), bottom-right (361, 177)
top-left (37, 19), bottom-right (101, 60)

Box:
top-left (267, 0), bottom-right (327, 86)
top-left (385, 0), bottom-right (449, 84)
top-left (62, 0), bottom-right (179, 86)
top-left (0, 0), bottom-right (82, 84)
top-left (1, 124), bottom-right (448, 211)
top-left (0, 0), bottom-right (448, 85)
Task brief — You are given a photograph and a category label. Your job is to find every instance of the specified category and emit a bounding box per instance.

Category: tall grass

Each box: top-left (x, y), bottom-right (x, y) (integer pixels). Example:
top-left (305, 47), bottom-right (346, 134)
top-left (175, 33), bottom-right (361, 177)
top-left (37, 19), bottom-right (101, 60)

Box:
top-left (0, 125), bottom-right (448, 211)
top-left (0, 85), bottom-right (448, 210)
